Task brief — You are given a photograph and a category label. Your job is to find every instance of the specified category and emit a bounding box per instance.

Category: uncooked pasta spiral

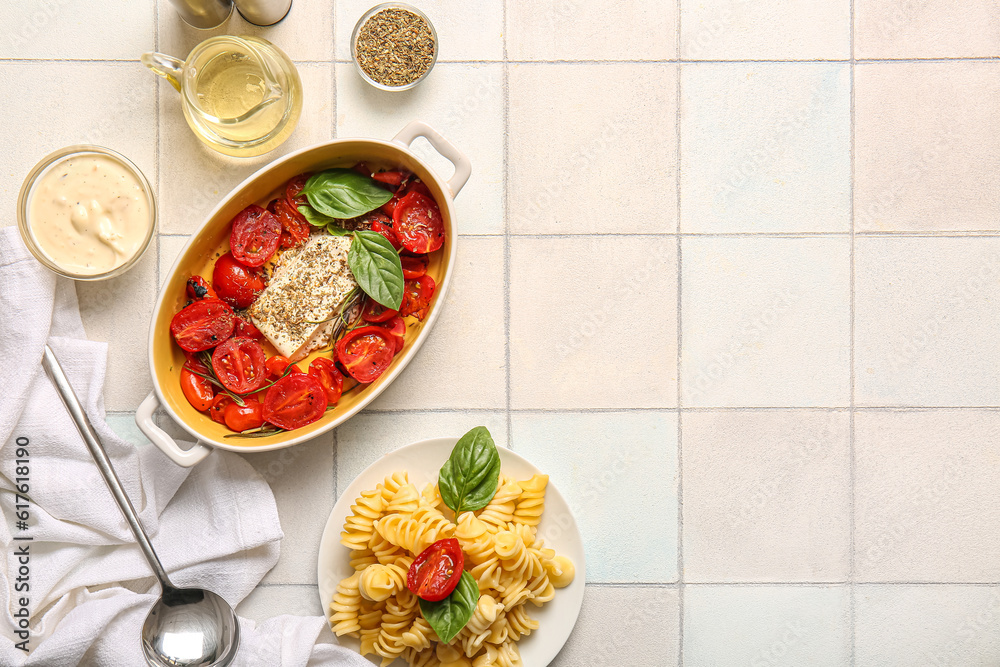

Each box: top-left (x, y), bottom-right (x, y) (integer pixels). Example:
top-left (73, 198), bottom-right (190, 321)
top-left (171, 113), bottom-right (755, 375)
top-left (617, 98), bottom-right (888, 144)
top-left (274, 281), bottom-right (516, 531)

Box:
top-left (330, 571), bottom-right (362, 637)
top-left (375, 594), bottom-right (417, 666)
top-left (455, 512), bottom-right (502, 590)
top-left (340, 488), bottom-right (384, 551)
top-left (386, 483), bottom-right (421, 514)
top-left (360, 562), bottom-right (408, 602)
top-left (512, 474), bottom-right (547, 527)
top-left (376, 512), bottom-right (443, 555)
top-left (477, 477), bottom-right (521, 533)
top-left (401, 613), bottom-right (439, 651)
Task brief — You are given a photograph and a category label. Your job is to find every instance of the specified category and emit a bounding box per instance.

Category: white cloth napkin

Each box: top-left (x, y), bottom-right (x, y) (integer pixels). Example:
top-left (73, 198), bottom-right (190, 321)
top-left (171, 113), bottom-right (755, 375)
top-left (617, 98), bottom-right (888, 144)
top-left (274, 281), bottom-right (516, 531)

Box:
top-left (0, 228), bottom-right (368, 667)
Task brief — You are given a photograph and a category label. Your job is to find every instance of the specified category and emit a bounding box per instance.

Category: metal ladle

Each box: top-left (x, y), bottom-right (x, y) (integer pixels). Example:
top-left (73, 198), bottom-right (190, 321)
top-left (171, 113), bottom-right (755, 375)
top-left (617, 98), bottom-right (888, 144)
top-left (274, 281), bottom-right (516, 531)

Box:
top-left (42, 345), bottom-right (240, 667)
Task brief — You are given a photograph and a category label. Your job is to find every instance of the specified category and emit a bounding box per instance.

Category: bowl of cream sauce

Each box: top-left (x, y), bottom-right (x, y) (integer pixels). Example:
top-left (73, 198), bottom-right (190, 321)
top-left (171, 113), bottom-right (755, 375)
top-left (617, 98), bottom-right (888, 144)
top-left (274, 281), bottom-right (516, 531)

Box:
top-left (18, 145), bottom-right (156, 280)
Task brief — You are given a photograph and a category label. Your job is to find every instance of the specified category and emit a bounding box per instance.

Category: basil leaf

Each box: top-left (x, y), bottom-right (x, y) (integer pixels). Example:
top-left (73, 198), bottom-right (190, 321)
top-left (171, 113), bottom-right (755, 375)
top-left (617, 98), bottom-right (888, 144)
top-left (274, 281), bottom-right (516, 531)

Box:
top-left (326, 222), bottom-right (351, 237)
top-left (297, 205), bottom-right (338, 228)
top-left (439, 426), bottom-right (502, 514)
top-left (419, 571), bottom-right (480, 644)
top-left (347, 230), bottom-right (404, 309)
top-left (301, 169), bottom-right (392, 219)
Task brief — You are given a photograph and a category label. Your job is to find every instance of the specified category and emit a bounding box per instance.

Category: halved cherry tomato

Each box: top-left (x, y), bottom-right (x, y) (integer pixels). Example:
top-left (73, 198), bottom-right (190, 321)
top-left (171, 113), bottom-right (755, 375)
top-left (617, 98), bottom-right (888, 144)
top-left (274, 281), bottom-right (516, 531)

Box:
top-left (308, 357), bottom-right (344, 405)
top-left (380, 191), bottom-right (404, 217)
top-left (213, 252), bottom-right (266, 309)
top-left (266, 355), bottom-right (292, 378)
top-left (399, 275), bottom-right (436, 321)
top-left (362, 299), bottom-right (398, 323)
top-left (372, 170), bottom-right (408, 188)
top-left (286, 173), bottom-right (312, 207)
top-left (335, 326), bottom-right (395, 383)
top-left (230, 204), bottom-right (281, 267)
top-left (379, 315), bottom-right (406, 354)
top-left (208, 394), bottom-right (233, 424)
top-left (406, 180), bottom-right (433, 199)
top-left (269, 196), bottom-right (311, 249)
top-left (224, 395), bottom-right (265, 432)
top-left (211, 337), bottom-right (267, 394)
top-left (400, 254), bottom-right (428, 279)
top-left (262, 373), bottom-right (327, 430)
top-left (184, 350), bottom-right (211, 375)
top-left (186, 276), bottom-right (216, 301)
top-left (180, 369), bottom-right (214, 412)
top-left (393, 192), bottom-right (444, 254)
top-left (369, 216), bottom-right (402, 251)
top-left (170, 298), bottom-right (236, 352)
top-left (352, 162), bottom-right (372, 177)
top-left (234, 317), bottom-right (263, 340)
top-left (407, 538), bottom-right (464, 602)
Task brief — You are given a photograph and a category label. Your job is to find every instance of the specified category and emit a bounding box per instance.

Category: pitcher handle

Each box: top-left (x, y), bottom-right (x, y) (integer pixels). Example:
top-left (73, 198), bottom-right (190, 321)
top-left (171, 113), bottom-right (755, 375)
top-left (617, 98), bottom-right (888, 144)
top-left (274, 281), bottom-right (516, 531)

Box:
top-left (141, 52), bottom-right (185, 93)
top-left (392, 121), bottom-right (472, 198)
top-left (136, 392), bottom-right (213, 467)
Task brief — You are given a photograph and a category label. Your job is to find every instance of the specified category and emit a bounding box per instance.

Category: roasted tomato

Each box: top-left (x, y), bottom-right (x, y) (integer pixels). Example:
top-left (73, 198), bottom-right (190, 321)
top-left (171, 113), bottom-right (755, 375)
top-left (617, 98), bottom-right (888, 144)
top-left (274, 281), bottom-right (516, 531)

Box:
top-left (351, 162), bottom-right (372, 177)
top-left (262, 373), bottom-right (328, 430)
top-left (183, 350), bottom-right (211, 375)
top-left (398, 275), bottom-right (436, 320)
top-left (335, 326), bottom-right (395, 383)
top-left (369, 215), bottom-right (402, 251)
top-left (224, 395), bottom-right (265, 432)
top-left (230, 204), bottom-right (281, 267)
top-left (170, 298), bottom-right (236, 352)
top-left (186, 275), bottom-right (216, 301)
top-left (265, 355), bottom-right (292, 378)
top-left (406, 180), bottom-right (433, 199)
top-left (379, 315), bottom-right (406, 354)
top-left (269, 196), bottom-right (311, 249)
top-left (208, 394), bottom-right (233, 424)
top-left (400, 254), bottom-right (428, 279)
top-left (308, 357), bottom-right (344, 405)
top-left (372, 170), bottom-right (408, 188)
top-left (211, 337), bottom-right (268, 395)
top-left (180, 369), bottom-right (214, 412)
top-left (393, 192), bottom-right (444, 254)
top-left (234, 316), bottom-right (263, 340)
top-left (286, 173), bottom-right (312, 207)
top-left (213, 252), bottom-right (266, 309)
top-left (361, 298), bottom-right (398, 323)
top-left (407, 538), bottom-right (465, 602)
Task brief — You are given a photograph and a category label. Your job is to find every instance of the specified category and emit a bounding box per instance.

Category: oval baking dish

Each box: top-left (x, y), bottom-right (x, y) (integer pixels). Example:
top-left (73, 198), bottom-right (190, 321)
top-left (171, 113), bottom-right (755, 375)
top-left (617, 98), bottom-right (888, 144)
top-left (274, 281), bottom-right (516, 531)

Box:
top-left (136, 121), bottom-right (471, 467)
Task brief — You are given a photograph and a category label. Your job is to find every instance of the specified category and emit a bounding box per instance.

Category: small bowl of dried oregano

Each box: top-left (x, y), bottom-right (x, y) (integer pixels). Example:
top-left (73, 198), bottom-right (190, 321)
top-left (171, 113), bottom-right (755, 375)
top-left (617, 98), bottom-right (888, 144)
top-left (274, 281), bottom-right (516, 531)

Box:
top-left (351, 3), bottom-right (438, 92)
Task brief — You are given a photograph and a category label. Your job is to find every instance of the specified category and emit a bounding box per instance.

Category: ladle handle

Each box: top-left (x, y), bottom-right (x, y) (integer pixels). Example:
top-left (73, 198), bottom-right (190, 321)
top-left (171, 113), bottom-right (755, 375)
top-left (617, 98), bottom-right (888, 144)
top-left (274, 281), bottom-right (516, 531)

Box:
top-left (141, 52), bottom-right (185, 93)
top-left (41, 345), bottom-right (174, 591)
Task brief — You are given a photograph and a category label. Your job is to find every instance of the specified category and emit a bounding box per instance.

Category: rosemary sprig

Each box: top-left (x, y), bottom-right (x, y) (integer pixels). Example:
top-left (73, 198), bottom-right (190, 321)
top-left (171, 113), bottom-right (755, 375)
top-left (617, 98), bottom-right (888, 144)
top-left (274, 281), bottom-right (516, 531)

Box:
top-left (198, 351), bottom-right (246, 407)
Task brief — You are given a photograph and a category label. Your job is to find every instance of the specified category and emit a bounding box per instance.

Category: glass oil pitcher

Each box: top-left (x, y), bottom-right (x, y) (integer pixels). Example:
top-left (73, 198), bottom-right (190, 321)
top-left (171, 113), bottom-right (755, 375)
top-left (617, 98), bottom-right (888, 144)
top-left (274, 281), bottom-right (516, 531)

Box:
top-left (142, 36), bottom-right (302, 158)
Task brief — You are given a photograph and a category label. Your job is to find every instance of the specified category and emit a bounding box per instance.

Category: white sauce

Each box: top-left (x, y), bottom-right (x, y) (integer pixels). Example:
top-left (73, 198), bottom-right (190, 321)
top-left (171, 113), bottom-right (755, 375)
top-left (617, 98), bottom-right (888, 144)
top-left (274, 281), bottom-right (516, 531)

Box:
top-left (28, 155), bottom-right (150, 275)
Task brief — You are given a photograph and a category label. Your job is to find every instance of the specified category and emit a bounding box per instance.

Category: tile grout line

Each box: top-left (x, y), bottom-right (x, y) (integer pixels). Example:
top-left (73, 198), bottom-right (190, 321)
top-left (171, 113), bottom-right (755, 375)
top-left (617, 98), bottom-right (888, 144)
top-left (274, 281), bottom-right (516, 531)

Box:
top-left (676, 0), bottom-right (684, 664)
top-left (502, 0), bottom-right (513, 452)
top-left (849, 0), bottom-right (857, 662)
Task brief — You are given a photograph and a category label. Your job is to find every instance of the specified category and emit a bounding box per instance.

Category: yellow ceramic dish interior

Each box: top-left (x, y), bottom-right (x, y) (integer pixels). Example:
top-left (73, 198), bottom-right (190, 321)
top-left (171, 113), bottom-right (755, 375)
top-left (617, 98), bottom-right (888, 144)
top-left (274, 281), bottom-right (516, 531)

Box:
top-left (151, 140), bottom-right (452, 448)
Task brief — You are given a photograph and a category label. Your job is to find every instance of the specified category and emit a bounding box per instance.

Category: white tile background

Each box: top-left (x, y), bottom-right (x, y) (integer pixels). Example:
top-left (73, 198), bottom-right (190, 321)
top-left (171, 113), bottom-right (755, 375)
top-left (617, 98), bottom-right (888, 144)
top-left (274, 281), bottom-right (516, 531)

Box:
top-left (4, 0), bottom-right (1000, 664)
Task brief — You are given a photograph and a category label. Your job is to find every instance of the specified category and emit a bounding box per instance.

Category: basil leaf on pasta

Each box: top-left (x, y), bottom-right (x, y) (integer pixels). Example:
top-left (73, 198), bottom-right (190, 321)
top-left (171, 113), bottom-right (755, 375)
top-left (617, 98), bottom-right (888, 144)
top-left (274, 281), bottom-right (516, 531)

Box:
top-left (419, 571), bottom-right (480, 644)
top-left (439, 426), bottom-right (501, 514)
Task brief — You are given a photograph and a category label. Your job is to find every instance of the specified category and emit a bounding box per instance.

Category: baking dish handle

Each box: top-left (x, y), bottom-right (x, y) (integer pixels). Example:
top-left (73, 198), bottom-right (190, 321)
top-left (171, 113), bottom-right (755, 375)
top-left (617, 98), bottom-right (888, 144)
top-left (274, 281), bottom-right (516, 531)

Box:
top-left (392, 121), bottom-right (472, 199)
top-left (136, 392), bottom-right (213, 468)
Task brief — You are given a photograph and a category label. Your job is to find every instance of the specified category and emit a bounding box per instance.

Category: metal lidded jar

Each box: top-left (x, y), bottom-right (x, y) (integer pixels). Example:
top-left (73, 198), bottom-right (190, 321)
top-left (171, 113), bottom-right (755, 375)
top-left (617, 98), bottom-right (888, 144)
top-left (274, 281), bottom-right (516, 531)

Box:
top-left (351, 3), bottom-right (438, 92)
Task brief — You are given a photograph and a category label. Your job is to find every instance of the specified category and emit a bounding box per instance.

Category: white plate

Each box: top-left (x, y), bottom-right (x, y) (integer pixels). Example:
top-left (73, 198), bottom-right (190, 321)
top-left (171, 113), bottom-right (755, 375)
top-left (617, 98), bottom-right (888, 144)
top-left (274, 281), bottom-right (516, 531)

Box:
top-left (317, 437), bottom-right (586, 667)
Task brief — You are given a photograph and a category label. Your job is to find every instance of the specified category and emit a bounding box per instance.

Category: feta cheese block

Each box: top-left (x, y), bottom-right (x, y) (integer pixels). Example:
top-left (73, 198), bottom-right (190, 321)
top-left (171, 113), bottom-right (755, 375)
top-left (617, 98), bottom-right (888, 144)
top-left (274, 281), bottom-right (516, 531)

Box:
top-left (249, 234), bottom-right (358, 362)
